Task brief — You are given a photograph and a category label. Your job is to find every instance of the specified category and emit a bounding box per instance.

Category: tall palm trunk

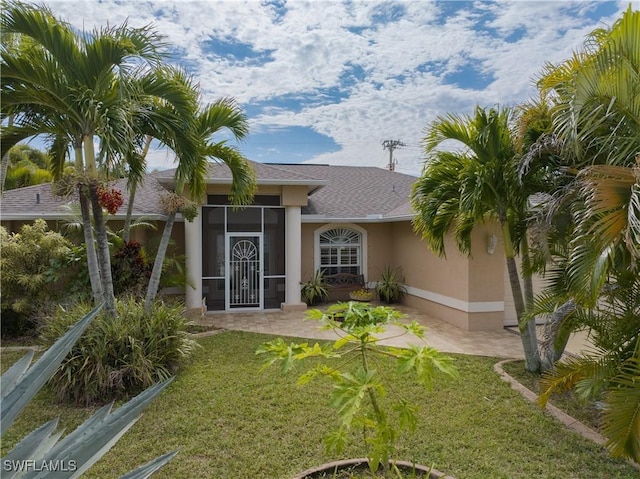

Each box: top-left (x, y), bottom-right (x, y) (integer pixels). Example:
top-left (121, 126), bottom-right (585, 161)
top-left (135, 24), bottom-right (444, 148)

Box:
top-left (122, 183), bottom-right (136, 244)
top-left (89, 182), bottom-right (116, 316)
top-left (0, 114), bottom-right (14, 193)
top-left (520, 238), bottom-right (542, 360)
top-left (84, 135), bottom-right (116, 316)
top-left (540, 299), bottom-right (576, 370)
top-left (122, 135), bottom-right (152, 243)
top-left (74, 144), bottom-right (103, 304)
top-left (503, 223), bottom-right (541, 372)
top-left (145, 210), bottom-right (176, 311)
top-left (79, 186), bottom-right (104, 304)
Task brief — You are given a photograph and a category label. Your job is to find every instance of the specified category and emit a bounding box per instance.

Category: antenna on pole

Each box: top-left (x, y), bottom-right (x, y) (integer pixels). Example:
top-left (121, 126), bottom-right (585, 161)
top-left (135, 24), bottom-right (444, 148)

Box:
top-left (382, 139), bottom-right (405, 172)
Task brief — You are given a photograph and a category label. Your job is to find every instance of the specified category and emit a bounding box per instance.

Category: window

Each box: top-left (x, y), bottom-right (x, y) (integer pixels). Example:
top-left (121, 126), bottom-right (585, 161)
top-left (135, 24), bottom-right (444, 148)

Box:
top-left (319, 228), bottom-right (362, 275)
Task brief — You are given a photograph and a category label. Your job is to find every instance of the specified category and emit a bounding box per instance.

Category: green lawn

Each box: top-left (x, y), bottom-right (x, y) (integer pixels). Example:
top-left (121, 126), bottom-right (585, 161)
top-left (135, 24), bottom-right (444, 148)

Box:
top-left (2, 331), bottom-right (637, 479)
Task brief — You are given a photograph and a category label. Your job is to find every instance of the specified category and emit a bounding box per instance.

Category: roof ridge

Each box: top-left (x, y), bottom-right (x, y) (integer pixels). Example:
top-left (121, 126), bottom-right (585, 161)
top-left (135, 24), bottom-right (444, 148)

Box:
top-left (254, 161), bottom-right (323, 181)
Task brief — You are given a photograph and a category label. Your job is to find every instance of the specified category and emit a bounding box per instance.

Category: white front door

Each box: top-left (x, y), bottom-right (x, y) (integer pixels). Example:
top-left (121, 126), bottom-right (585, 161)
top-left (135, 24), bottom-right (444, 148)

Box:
top-left (226, 234), bottom-right (263, 309)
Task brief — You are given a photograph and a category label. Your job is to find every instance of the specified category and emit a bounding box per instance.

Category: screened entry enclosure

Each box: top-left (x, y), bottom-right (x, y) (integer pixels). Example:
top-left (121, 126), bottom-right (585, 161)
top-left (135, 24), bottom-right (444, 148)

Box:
top-left (202, 196), bottom-right (285, 310)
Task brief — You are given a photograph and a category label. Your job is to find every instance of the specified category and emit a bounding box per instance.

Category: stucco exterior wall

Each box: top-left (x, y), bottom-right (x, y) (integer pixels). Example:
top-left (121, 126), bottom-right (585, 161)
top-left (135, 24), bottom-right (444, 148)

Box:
top-left (362, 222), bottom-right (394, 283)
top-left (503, 259), bottom-right (547, 326)
top-left (390, 221), bottom-right (505, 331)
top-left (301, 220), bottom-right (505, 330)
top-left (301, 222), bottom-right (394, 284)
top-left (301, 223), bottom-right (315, 281)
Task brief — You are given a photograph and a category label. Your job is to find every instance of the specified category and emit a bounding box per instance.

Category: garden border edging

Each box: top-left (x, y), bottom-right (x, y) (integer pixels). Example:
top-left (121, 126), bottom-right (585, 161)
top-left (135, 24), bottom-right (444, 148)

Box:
top-left (494, 359), bottom-right (605, 444)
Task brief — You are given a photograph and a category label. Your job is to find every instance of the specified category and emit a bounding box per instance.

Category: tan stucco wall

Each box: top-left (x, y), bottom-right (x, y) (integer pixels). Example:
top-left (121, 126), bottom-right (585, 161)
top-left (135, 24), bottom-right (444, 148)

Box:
top-left (390, 221), bottom-right (504, 331)
top-left (205, 183), bottom-right (282, 199)
top-left (281, 185), bottom-right (308, 206)
top-left (363, 223), bottom-right (394, 283)
top-left (391, 221), bottom-right (470, 301)
top-left (301, 223), bottom-right (315, 281)
top-left (301, 222), bottom-right (394, 283)
top-left (301, 220), bottom-right (504, 330)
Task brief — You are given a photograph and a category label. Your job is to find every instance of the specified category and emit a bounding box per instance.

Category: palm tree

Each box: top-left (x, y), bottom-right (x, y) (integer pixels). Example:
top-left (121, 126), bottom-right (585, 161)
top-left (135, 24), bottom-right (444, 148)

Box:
top-left (1, 2), bottom-right (183, 315)
top-left (120, 64), bottom-right (201, 243)
top-left (530, 6), bottom-right (640, 462)
top-left (411, 106), bottom-right (542, 372)
top-left (144, 98), bottom-right (257, 310)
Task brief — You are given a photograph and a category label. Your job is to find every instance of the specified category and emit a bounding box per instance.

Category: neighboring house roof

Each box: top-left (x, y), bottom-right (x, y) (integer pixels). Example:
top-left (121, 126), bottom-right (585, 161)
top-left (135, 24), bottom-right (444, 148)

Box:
top-left (154, 161), bottom-right (326, 192)
top-left (0, 175), bottom-right (170, 220)
top-left (1, 161), bottom-right (417, 222)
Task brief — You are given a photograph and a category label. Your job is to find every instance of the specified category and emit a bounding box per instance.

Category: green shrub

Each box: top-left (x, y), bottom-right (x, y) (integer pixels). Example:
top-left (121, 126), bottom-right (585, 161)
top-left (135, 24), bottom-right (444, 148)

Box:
top-left (40, 298), bottom-right (198, 405)
top-left (0, 220), bottom-right (72, 336)
top-left (111, 240), bottom-right (152, 297)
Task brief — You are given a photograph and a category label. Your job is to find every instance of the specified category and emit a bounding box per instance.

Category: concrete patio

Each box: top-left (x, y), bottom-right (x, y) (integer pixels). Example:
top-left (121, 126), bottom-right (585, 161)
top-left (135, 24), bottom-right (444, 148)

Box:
top-left (195, 303), bottom-right (591, 359)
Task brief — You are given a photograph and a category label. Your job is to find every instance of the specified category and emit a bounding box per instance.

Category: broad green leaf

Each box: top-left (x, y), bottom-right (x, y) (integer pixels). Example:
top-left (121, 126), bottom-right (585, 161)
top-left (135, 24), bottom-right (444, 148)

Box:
top-left (396, 346), bottom-right (457, 389)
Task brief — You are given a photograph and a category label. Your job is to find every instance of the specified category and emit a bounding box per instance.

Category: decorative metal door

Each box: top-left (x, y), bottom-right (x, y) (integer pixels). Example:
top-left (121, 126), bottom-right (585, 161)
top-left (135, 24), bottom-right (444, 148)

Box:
top-left (227, 235), bottom-right (262, 309)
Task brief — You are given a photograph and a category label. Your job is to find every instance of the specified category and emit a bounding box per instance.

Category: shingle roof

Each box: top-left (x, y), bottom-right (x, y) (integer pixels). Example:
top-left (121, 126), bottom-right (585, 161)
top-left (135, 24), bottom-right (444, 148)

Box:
top-left (278, 164), bottom-right (416, 220)
top-left (154, 161), bottom-right (326, 188)
top-left (1, 161), bottom-right (417, 221)
top-left (0, 175), bottom-right (169, 220)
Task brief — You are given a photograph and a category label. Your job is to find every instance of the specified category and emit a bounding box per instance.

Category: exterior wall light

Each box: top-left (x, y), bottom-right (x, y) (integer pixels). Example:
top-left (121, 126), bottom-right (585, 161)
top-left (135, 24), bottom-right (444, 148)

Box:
top-left (487, 234), bottom-right (498, 255)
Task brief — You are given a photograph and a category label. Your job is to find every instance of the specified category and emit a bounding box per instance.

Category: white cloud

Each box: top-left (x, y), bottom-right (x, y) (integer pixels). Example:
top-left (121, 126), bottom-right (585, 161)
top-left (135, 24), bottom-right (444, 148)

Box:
top-left (36, 0), bottom-right (624, 172)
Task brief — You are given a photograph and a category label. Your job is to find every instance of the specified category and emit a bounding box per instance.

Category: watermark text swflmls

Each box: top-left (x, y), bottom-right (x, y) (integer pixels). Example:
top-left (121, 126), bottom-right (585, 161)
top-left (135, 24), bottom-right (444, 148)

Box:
top-left (2, 459), bottom-right (77, 472)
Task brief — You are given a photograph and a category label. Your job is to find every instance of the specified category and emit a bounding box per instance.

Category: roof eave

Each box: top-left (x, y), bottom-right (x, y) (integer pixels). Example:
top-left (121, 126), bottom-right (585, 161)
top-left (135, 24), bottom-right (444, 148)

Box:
top-left (157, 177), bottom-right (326, 192)
top-left (301, 214), bottom-right (414, 224)
top-left (0, 213), bottom-right (170, 221)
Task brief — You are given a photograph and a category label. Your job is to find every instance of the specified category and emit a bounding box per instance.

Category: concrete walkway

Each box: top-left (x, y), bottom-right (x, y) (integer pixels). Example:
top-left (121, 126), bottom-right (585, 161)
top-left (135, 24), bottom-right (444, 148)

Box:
top-left (197, 303), bottom-right (592, 359)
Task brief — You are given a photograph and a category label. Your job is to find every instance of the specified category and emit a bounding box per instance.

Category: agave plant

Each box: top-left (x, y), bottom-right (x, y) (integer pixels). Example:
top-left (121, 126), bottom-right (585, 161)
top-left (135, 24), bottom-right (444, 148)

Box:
top-left (0, 304), bottom-right (176, 478)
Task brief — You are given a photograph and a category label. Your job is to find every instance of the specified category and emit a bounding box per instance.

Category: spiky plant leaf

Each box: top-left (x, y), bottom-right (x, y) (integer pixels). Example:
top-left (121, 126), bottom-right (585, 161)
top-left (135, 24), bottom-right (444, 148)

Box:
top-left (0, 352), bottom-right (35, 399)
top-left (33, 378), bottom-right (174, 479)
top-left (118, 451), bottom-right (179, 479)
top-left (1, 420), bottom-right (62, 479)
top-left (0, 304), bottom-right (102, 435)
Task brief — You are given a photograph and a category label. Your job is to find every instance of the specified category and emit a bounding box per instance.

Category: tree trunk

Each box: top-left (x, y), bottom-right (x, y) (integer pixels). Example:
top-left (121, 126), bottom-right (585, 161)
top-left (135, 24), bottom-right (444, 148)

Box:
top-left (540, 299), bottom-right (576, 371)
top-left (521, 239), bottom-right (540, 361)
top-left (0, 115), bottom-right (13, 193)
top-left (502, 223), bottom-right (541, 372)
top-left (74, 143), bottom-right (103, 304)
top-left (122, 182), bottom-right (136, 243)
top-left (145, 210), bottom-right (176, 311)
top-left (78, 185), bottom-right (104, 304)
top-left (89, 182), bottom-right (116, 316)
top-left (122, 135), bottom-right (152, 243)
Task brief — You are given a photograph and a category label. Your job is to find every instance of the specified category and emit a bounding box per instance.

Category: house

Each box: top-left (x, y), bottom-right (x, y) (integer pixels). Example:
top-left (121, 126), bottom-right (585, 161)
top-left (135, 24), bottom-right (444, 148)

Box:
top-left (1, 160), bottom-right (517, 331)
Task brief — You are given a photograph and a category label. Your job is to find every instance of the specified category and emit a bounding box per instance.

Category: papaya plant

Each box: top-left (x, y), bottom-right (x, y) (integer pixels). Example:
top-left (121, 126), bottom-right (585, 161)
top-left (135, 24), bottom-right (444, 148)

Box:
top-left (0, 304), bottom-right (176, 478)
top-left (256, 302), bottom-right (458, 477)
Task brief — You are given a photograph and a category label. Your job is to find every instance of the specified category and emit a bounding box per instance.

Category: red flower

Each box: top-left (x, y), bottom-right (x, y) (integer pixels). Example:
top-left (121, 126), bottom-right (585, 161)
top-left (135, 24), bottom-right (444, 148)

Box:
top-left (97, 187), bottom-right (124, 214)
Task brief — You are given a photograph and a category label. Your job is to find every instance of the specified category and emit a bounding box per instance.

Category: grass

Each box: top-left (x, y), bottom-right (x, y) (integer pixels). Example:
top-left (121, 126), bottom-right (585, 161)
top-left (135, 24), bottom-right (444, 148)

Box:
top-left (2, 331), bottom-right (637, 479)
top-left (501, 359), bottom-right (603, 431)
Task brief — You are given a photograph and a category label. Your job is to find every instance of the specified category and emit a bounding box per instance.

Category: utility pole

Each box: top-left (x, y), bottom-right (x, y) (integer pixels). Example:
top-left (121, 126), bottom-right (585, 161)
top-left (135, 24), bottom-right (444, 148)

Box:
top-left (382, 139), bottom-right (405, 172)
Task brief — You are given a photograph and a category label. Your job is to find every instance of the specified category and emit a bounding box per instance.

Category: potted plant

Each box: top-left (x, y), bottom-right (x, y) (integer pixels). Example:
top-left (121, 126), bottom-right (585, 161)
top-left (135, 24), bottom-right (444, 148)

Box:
top-left (256, 302), bottom-right (458, 478)
top-left (300, 269), bottom-right (329, 306)
top-left (376, 266), bottom-right (406, 304)
top-left (349, 288), bottom-right (374, 302)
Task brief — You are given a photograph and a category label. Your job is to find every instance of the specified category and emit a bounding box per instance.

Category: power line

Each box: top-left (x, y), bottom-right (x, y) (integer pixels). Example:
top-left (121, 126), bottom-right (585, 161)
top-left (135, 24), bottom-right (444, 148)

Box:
top-left (381, 139), bottom-right (405, 172)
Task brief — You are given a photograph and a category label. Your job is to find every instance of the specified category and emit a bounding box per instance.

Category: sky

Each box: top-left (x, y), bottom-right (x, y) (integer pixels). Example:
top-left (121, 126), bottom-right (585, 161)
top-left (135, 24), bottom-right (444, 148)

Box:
top-left (30, 0), bottom-right (631, 175)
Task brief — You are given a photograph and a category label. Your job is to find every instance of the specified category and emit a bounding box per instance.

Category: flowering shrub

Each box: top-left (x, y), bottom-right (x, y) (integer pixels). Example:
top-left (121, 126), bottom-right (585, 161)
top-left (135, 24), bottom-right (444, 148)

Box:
top-left (97, 186), bottom-right (124, 214)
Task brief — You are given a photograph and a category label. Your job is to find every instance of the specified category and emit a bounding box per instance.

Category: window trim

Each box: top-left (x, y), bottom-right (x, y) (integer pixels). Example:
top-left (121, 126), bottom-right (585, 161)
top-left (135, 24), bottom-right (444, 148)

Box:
top-left (314, 223), bottom-right (367, 280)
